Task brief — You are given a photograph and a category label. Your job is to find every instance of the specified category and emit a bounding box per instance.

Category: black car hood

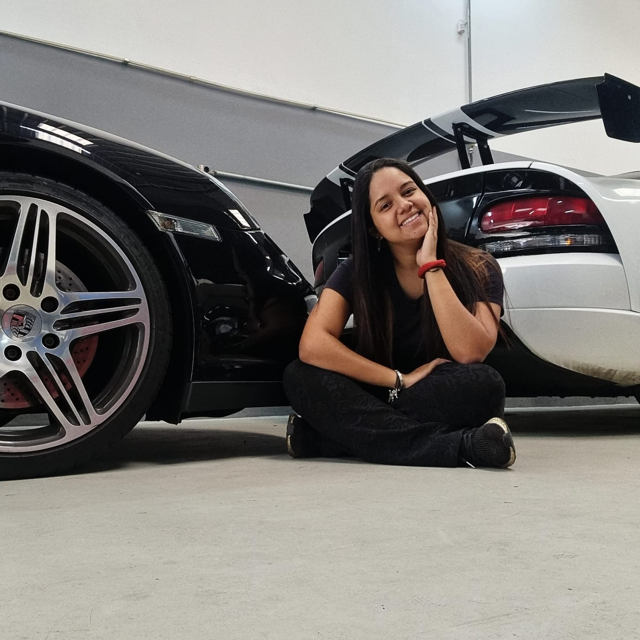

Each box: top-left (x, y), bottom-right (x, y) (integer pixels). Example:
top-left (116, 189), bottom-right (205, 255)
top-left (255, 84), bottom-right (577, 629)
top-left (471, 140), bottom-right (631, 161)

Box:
top-left (0, 101), bottom-right (260, 231)
top-left (305, 73), bottom-right (640, 241)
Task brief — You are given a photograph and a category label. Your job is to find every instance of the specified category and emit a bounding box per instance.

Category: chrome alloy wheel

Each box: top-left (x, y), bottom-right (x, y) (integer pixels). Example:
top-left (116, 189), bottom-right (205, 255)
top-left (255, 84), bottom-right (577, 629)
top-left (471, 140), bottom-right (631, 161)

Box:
top-left (0, 196), bottom-right (151, 452)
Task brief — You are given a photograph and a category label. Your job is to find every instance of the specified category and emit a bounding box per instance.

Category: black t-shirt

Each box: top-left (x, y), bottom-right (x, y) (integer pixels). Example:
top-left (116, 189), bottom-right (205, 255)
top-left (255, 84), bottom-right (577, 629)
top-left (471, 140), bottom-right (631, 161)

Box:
top-left (325, 256), bottom-right (504, 372)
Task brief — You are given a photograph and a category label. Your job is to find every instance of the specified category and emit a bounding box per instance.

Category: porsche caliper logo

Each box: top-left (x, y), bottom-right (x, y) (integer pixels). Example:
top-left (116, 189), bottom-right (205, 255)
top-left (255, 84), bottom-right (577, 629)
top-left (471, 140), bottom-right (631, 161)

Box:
top-left (10, 311), bottom-right (36, 338)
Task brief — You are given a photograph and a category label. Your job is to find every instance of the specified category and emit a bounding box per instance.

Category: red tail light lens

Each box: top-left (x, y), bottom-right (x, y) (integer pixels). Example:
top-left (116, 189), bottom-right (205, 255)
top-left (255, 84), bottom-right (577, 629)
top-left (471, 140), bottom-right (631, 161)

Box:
top-left (480, 196), bottom-right (604, 233)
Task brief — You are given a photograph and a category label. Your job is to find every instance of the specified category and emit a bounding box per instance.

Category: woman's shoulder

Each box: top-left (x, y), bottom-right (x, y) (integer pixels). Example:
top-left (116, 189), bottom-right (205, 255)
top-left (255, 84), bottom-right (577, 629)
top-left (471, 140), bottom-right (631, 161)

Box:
top-left (330, 256), bottom-right (354, 279)
top-left (324, 256), bottom-right (355, 302)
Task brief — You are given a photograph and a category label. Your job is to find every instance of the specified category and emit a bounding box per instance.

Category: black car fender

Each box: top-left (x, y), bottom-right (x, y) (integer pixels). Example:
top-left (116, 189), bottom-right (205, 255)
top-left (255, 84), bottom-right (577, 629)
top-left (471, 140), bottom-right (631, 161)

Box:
top-left (0, 101), bottom-right (312, 422)
top-left (0, 130), bottom-right (198, 423)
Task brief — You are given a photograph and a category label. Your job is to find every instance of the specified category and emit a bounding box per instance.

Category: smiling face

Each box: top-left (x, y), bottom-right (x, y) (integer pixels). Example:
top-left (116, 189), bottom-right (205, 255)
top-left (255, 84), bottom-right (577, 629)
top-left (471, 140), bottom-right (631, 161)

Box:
top-left (368, 167), bottom-right (432, 246)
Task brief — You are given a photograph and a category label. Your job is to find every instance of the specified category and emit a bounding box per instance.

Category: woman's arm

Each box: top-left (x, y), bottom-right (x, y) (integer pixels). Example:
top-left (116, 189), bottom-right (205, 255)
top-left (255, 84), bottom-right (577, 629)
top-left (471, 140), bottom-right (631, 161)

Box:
top-left (424, 269), bottom-right (500, 363)
top-left (418, 209), bottom-right (500, 363)
top-left (299, 289), bottom-right (446, 387)
top-left (299, 289), bottom-right (397, 387)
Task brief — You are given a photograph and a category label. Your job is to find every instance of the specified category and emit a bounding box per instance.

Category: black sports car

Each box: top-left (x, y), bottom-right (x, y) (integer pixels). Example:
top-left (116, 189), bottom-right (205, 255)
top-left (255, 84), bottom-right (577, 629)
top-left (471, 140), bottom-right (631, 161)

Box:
top-left (0, 103), bottom-right (313, 479)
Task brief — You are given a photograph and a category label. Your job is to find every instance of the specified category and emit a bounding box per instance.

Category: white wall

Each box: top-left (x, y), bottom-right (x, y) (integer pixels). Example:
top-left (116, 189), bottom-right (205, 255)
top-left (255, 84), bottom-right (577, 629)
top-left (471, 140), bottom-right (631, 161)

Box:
top-left (0, 0), bottom-right (468, 125)
top-left (473, 0), bottom-right (640, 174)
top-left (3, 0), bottom-right (640, 174)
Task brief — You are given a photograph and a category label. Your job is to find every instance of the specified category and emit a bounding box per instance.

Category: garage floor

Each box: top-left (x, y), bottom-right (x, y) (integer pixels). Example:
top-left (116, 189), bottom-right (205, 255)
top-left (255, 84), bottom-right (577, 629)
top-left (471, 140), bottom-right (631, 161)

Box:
top-left (2, 406), bottom-right (640, 640)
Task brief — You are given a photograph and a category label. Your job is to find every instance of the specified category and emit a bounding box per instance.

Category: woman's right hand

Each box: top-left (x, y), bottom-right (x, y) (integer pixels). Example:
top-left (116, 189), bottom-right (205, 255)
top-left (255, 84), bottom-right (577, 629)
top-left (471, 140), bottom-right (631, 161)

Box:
top-left (403, 358), bottom-right (450, 388)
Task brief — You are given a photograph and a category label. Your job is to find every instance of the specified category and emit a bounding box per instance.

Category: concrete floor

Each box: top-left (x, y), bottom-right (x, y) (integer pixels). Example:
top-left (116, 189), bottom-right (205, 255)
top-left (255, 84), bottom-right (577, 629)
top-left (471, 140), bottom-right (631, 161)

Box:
top-left (2, 406), bottom-right (640, 639)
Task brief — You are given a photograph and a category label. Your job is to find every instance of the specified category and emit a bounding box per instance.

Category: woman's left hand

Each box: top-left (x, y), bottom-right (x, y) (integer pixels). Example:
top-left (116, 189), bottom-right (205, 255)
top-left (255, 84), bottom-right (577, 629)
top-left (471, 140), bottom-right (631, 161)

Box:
top-left (403, 358), bottom-right (450, 388)
top-left (416, 208), bottom-right (438, 267)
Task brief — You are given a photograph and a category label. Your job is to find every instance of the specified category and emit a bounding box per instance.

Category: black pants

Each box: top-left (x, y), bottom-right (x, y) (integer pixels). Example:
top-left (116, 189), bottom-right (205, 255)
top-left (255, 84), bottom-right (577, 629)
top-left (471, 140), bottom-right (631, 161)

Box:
top-left (283, 360), bottom-right (506, 467)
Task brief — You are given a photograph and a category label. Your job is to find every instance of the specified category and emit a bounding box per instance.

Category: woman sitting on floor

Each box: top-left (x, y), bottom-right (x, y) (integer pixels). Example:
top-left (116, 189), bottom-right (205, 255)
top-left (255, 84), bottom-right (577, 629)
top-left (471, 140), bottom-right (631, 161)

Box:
top-left (284, 158), bottom-right (516, 469)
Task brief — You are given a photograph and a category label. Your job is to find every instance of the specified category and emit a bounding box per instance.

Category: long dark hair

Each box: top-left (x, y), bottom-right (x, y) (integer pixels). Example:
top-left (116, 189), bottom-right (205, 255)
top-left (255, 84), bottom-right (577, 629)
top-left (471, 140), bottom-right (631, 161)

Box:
top-left (350, 158), bottom-right (502, 367)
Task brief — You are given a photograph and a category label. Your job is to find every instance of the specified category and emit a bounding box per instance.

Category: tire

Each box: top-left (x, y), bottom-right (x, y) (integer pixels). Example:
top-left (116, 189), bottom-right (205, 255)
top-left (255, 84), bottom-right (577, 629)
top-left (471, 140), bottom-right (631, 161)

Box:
top-left (0, 173), bottom-right (171, 479)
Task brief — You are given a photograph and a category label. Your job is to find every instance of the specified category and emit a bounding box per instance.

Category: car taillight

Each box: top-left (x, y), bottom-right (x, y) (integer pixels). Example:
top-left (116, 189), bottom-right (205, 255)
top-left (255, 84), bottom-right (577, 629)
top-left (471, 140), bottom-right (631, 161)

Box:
top-left (480, 233), bottom-right (605, 254)
top-left (478, 195), bottom-right (611, 255)
top-left (480, 196), bottom-right (604, 233)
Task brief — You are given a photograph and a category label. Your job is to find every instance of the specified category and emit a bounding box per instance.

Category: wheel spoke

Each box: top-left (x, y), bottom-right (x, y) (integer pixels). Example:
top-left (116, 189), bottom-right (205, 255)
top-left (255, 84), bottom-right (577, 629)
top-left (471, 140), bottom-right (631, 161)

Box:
top-left (60, 289), bottom-right (144, 307)
top-left (3, 198), bottom-right (56, 295)
top-left (60, 350), bottom-right (99, 424)
top-left (24, 207), bottom-right (43, 291)
top-left (64, 314), bottom-right (144, 339)
top-left (4, 200), bottom-right (34, 280)
top-left (54, 290), bottom-right (147, 338)
top-left (40, 205), bottom-right (59, 293)
top-left (22, 356), bottom-right (83, 430)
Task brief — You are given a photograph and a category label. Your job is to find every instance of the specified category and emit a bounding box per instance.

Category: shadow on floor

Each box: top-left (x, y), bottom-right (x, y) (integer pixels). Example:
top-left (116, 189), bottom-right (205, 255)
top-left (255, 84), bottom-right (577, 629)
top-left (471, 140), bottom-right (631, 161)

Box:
top-left (506, 406), bottom-right (640, 436)
top-left (86, 426), bottom-right (287, 474)
top-left (67, 406), bottom-right (640, 475)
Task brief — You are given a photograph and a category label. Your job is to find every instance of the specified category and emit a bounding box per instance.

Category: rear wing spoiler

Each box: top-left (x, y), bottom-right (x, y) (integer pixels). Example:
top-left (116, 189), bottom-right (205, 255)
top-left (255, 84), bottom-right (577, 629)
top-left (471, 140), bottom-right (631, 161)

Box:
top-left (305, 73), bottom-right (640, 241)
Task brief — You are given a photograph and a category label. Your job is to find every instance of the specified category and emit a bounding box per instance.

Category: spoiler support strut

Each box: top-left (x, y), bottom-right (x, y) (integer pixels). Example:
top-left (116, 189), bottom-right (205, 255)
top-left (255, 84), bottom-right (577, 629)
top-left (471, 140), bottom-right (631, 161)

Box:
top-left (453, 123), bottom-right (494, 169)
